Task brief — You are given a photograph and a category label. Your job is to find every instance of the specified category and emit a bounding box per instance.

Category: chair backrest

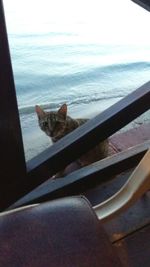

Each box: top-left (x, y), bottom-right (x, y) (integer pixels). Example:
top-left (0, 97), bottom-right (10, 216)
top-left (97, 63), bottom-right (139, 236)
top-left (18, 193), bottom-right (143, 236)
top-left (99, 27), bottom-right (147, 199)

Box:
top-left (0, 196), bottom-right (121, 267)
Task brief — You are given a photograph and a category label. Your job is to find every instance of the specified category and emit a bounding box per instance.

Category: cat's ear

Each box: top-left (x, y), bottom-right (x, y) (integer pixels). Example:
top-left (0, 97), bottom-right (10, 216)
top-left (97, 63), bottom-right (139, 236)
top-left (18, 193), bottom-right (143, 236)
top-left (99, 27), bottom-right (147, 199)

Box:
top-left (58, 103), bottom-right (67, 119)
top-left (35, 105), bottom-right (45, 118)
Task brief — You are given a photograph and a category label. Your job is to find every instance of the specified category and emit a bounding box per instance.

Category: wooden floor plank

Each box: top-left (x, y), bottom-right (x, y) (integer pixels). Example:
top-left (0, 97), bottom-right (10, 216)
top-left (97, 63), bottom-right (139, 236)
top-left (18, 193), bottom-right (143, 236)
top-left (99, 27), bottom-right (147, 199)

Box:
top-left (113, 224), bottom-right (150, 267)
top-left (85, 170), bottom-right (150, 242)
top-left (104, 191), bottom-right (150, 242)
top-left (110, 123), bottom-right (150, 152)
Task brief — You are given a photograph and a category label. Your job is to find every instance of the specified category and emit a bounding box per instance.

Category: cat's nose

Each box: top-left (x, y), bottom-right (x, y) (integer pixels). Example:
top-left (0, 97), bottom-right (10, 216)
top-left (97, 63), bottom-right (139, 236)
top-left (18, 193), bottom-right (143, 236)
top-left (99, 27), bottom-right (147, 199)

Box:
top-left (50, 130), bottom-right (54, 137)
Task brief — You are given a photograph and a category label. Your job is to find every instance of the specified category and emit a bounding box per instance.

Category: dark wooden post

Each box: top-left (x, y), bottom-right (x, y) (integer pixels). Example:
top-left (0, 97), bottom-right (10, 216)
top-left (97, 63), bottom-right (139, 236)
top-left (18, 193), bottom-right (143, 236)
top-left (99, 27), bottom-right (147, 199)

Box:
top-left (0, 0), bottom-right (26, 209)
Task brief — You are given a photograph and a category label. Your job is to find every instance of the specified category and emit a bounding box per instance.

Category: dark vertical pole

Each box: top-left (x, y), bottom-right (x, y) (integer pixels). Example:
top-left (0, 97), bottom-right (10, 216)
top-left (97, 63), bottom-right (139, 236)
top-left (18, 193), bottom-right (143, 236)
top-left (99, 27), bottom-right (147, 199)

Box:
top-left (0, 0), bottom-right (26, 209)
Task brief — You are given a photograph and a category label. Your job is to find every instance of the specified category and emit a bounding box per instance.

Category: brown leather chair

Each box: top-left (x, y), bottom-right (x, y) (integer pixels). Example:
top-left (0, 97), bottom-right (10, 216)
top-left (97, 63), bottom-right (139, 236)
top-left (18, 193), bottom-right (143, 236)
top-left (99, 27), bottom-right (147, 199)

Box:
top-left (0, 196), bottom-right (121, 267)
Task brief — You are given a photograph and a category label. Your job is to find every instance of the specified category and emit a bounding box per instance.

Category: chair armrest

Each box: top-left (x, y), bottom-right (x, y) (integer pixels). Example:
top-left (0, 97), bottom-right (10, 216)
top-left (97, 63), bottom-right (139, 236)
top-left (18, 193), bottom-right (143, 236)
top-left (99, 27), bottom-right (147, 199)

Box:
top-left (94, 149), bottom-right (150, 222)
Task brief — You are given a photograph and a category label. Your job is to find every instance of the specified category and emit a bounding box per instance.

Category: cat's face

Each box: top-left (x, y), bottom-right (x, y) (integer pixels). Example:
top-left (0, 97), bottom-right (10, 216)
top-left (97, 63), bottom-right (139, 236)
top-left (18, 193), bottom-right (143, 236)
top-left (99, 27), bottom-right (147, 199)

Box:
top-left (35, 104), bottom-right (67, 141)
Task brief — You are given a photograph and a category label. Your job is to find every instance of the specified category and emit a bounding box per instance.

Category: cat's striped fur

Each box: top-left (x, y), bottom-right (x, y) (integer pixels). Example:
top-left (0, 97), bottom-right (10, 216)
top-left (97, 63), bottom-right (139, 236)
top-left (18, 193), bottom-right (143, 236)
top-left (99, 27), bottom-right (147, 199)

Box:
top-left (35, 103), bottom-right (108, 176)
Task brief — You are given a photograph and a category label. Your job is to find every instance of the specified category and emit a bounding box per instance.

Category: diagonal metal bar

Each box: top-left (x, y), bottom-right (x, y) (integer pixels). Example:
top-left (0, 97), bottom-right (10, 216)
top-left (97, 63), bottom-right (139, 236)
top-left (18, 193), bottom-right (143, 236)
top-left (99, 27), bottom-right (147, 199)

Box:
top-left (131, 0), bottom-right (150, 11)
top-left (9, 140), bottom-right (150, 209)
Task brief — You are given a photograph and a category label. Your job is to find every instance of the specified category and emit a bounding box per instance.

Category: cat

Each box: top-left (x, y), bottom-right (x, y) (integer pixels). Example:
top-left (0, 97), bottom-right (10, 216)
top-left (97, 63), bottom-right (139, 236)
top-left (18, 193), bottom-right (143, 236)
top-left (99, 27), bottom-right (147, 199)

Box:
top-left (35, 103), bottom-right (108, 177)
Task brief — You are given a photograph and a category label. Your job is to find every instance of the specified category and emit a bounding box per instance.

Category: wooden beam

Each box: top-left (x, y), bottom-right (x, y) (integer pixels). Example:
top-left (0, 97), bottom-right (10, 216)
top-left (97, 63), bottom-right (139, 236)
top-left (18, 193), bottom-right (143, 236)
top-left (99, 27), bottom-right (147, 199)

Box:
top-left (0, 0), bottom-right (26, 209)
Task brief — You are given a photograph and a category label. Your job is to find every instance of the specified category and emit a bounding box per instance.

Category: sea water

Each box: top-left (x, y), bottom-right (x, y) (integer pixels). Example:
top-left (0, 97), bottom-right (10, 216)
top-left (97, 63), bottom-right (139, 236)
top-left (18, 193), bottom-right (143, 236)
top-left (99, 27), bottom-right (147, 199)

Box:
top-left (11, 36), bottom-right (150, 160)
top-left (4, 1), bottom-right (150, 160)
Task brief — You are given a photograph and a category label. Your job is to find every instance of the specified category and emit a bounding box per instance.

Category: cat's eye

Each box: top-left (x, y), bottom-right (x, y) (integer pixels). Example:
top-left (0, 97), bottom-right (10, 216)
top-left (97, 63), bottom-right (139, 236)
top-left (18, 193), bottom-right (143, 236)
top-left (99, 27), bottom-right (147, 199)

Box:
top-left (43, 121), bottom-right (48, 127)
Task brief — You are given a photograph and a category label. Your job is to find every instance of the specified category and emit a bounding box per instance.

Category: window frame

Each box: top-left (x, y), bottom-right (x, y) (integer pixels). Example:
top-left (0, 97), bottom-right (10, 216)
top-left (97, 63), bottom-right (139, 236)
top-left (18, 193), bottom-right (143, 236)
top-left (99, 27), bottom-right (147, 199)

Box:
top-left (0, 0), bottom-right (150, 211)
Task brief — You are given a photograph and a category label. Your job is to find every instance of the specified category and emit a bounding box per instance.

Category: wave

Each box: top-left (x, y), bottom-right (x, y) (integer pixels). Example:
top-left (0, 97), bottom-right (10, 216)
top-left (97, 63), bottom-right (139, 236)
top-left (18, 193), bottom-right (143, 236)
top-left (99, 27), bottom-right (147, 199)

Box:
top-left (19, 94), bottom-right (124, 116)
top-left (17, 59), bottom-right (150, 117)
top-left (15, 61), bottom-right (150, 92)
top-left (19, 103), bottom-right (59, 115)
top-left (102, 61), bottom-right (150, 71)
top-left (9, 32), bottom-right (77, 39)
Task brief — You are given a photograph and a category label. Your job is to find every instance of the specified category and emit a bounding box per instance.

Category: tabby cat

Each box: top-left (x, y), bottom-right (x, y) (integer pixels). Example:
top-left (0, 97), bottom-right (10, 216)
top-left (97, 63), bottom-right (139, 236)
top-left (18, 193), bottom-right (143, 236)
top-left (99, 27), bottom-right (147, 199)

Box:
top-left (35, 103), bottom-right (108, 177)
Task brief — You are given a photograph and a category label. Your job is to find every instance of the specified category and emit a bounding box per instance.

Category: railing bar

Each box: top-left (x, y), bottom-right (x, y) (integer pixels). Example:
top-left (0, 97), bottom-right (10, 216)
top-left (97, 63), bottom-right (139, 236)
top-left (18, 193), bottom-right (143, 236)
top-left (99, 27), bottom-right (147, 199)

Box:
top-left (9, 140), bottom-right (150, 209)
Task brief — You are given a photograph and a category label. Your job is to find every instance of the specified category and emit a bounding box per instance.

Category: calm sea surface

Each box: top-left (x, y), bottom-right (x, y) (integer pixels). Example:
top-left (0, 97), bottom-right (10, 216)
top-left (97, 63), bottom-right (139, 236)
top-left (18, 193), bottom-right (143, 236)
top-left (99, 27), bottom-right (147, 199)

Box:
top-left (9, 35), bottom-right (150, 114)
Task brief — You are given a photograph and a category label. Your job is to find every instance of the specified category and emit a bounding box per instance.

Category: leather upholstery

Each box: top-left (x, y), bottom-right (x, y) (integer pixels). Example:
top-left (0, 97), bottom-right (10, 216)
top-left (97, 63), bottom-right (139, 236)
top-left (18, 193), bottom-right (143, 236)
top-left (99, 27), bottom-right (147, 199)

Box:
top-left (0, 196), bottom-right (121, 267)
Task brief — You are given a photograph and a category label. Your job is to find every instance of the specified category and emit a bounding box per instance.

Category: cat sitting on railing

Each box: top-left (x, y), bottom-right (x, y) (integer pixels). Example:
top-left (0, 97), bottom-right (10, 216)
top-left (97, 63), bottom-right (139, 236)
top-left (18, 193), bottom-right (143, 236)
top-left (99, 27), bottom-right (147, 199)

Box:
top-left (35, 103), bottom-right (108, 178)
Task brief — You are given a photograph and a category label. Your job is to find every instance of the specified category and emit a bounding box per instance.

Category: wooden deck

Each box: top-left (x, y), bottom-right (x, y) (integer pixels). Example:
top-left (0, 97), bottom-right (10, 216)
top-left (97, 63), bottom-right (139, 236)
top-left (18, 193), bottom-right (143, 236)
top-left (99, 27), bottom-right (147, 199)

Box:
top-left (84, 123), bottom-right (150, 266)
